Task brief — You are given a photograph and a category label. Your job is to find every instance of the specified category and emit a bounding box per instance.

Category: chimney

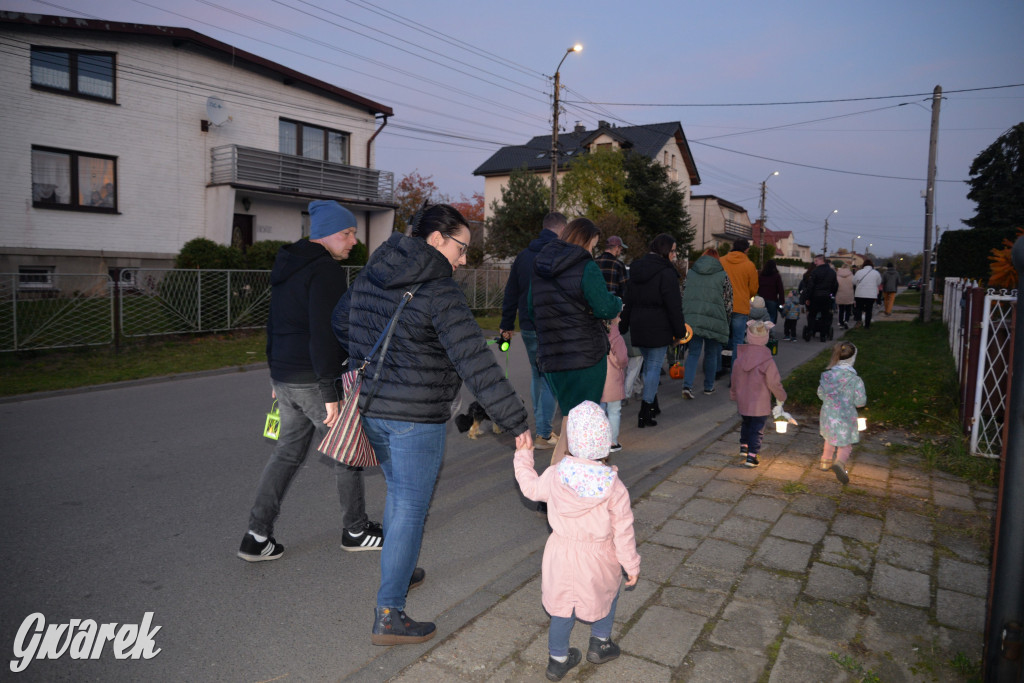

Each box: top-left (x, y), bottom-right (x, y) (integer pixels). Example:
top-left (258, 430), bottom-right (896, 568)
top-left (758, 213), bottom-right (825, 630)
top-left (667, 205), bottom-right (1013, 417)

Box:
top-left (574, 121), bottom-right (586, 133)
top-left (598, 120), bottom-right (609, 129)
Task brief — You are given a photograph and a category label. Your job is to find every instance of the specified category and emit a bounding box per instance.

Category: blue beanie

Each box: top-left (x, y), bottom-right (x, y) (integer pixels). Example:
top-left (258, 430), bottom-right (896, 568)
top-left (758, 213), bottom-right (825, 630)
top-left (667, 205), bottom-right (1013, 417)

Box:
top-left (308, 200), bottom-right (355, 239)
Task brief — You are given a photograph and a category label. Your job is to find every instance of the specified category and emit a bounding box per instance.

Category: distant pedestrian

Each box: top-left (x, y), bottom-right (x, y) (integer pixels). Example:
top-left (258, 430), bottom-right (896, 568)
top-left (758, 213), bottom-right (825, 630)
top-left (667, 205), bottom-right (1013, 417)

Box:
top-left (881, 262), bottom-right (900, 315)
top-left (595, 235), bottom-right (629, 299)
top-left (729, 320), bottom-right (787, 468)
top-left (757, 259), bottom-right (785, 324)
top-left (513, 401), bottom-right (640, 682)
top-left (680, 248), bottom-right (732, 398)
top-left (817, 341), bottom-right (867, 484)
top-left (804, 255), bottom-right (838, 342)
top-left (600, 313), bottom-right (627, 453)
top-left (852, 259), bottom-right (882, 329)
top-left (781, 290), bottom-right (803, 341)
top-left (835, 263), bottom-right (855, 329)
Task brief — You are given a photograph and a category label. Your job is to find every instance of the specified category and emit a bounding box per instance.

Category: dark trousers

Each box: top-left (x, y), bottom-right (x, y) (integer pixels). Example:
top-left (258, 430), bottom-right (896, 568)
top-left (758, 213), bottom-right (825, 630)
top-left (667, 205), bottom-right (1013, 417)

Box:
top-left (740, 415), bottom-right (769, 454)
top-left (838, 304), bottom-right (853, 327)
top-left (855, 297), bottom-right (875, 329)
top-left (784, 319), bottom-right (797, 338)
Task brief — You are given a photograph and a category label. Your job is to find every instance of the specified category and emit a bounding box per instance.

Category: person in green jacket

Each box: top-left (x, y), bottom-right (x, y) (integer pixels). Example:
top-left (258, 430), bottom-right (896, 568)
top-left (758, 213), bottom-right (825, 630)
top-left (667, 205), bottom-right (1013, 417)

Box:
top-left (681, 248), bottom-right (733, 398)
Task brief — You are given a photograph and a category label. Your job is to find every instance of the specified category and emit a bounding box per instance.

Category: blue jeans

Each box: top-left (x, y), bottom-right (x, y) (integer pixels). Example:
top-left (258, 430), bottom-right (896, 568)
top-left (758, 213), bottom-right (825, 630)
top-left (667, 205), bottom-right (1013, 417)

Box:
top-left (600, 400), bottom-right (621, 444)
top-left (248, 381), bottom-right (368, 537)
top-left (728, 313), bottom-right (749, 372)
top-left (548, 593), bottom-right (619, 657)
top-left (766, 300), bottom-right (780, 325)
top-left (637, 346), bottom-right (668, 403)
top-left (683, 336), bottom-right (722, 392)
top-left (740, 415), bottom-right (769, 454)
top-left (521, 330), bottom-right (557, 438)
top-left (362, 417), bottom-right (447, 610)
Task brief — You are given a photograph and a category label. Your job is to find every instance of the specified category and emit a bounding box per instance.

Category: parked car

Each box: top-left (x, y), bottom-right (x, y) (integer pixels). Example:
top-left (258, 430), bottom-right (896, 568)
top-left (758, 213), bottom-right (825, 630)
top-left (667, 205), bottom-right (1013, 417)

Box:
top-left (907, 279), bottom-right (921, 290)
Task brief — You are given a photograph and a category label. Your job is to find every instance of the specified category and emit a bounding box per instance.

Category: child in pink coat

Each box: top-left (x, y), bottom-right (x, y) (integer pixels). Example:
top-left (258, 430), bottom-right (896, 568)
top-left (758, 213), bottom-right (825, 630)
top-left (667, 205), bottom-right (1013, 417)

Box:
top-left (600, 313), bottom-right (628, 452)
top-left (729, 320), bottom-right (787, 468)
top-left (513, 401), bottom-right (641, 681)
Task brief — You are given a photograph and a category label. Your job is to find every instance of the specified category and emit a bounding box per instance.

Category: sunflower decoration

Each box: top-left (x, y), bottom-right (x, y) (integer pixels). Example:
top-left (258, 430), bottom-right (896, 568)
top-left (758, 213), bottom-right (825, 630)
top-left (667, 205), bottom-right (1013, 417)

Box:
top-left (987, 228), bottom-right (1023, 289)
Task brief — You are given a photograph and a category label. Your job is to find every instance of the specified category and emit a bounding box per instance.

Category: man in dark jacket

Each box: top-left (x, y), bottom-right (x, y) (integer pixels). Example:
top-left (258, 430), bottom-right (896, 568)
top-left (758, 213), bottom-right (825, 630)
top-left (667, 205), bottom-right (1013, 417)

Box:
top-left (239, 200), bottom-right (381, 562)
top-left (595, 235), bottom-right (628, 298)
top-left (499, 212), bottom-right (566, 448)
top-left (804, 254), bottom-right (838, 342)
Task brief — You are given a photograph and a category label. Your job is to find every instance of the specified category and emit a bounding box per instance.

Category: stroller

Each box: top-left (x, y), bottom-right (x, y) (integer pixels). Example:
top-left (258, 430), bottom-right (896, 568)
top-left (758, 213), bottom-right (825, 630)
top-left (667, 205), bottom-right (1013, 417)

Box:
top-left (802, 296), bottom-right (835, 342)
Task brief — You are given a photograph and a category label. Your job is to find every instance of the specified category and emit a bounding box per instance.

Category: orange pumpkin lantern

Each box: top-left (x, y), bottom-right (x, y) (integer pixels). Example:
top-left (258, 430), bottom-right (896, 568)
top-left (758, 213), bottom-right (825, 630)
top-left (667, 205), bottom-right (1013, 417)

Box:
top-left (669, 363), bottom-right (685, 380)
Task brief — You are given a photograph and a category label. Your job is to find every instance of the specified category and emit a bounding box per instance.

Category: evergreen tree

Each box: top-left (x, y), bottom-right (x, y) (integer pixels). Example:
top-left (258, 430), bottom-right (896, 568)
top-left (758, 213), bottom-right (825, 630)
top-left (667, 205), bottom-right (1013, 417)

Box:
top-left (484, 166), bottom-right (548, 260)
top-left (623, 151), bottom-right (694, 250)
top-left (964, 122), bottom-right (1024, 230)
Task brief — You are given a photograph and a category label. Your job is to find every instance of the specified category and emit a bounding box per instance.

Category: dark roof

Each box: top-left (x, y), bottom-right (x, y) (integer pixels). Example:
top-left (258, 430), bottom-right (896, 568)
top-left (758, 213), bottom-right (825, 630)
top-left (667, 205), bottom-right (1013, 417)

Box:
top-left (691, 195), bottom-right (748, 214)
top-left (0, 12), bottom-right (393, 116)
top-left (473, 121), bottom-right (700, 184)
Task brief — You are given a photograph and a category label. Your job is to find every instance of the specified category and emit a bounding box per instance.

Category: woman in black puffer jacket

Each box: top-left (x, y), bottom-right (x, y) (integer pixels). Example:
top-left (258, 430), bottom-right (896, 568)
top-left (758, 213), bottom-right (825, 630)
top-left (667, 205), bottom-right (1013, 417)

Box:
top-left (620, 234), bottom-right (687, 427)
top-left (333, 204), bottom-right (531, 647)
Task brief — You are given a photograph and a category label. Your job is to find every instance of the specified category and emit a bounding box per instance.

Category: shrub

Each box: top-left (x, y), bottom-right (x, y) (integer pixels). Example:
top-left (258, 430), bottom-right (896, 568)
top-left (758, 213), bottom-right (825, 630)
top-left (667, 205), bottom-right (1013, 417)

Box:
top-left (175, 238), bottom-right (241, 269)
top-left (340, 240), bottom-right (369, 266)
top-left (245, 240), bottom-right (288, 270)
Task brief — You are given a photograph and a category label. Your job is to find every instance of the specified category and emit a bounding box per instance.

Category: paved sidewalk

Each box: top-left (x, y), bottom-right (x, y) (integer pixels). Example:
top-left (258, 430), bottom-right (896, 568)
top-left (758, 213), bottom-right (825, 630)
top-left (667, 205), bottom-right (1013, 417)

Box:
top-left (391, 421), bottom-right (994, 682)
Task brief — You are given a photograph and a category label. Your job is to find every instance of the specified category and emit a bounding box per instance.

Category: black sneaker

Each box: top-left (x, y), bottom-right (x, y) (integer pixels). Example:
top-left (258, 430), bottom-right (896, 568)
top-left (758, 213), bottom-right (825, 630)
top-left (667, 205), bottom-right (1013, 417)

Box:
top-left (831, 462), bottom-right (850, 485)
top-left (408, 567), bottom-right (425, 591)
top-left (586, 636), bottom-right (621, 664)
top-left (609, 443), bottom-right (622, 453)
top-left (342, 521), bottom-right (384, 552)
top-left (546, 648), bottom-right (582, 681)
top-left (740, 445), bottom-right (749, 458)
top-left (682, 387), bottom-right (694, 399)
top-left (703, 387), bottom-right (715, 395)
top-left (745, 454), bottom-right (760, 468)
top-left (371, 607), bottom-right (436, 646)
top-left (237, 533), bottom-right (284, 562)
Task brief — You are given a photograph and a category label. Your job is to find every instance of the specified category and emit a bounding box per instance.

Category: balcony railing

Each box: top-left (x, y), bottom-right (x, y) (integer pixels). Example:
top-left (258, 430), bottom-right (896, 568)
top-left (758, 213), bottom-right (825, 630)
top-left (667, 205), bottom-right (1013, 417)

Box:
top-left (723, 219), bottom-right (752, 239)
top-left (210, 145), bottom-right (394, 203)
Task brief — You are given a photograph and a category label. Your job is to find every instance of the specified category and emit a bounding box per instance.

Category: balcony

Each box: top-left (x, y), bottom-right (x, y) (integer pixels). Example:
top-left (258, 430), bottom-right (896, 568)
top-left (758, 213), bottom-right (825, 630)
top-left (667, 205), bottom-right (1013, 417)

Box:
top-left (210, 145), bottom-right (394, 204)
top-left (723, 218), bottom-right (752, 239)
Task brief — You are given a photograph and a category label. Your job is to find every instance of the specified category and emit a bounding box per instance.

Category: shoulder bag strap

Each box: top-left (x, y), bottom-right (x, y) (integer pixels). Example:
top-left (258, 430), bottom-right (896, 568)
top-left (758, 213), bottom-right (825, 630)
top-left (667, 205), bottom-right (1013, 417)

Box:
top-left (359, 281), bottom-right (423, 410)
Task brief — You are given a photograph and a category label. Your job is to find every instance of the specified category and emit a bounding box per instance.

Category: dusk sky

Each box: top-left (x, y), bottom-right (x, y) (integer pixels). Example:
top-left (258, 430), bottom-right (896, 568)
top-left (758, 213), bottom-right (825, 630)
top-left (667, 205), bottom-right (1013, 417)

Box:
top-left (7, 0), bottom-right (1023, 258)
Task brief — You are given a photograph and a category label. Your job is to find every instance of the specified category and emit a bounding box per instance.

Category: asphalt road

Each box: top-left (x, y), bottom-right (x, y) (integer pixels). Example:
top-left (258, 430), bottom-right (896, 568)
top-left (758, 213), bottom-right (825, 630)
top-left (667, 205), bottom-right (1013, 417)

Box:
top-left (0, 330), bottom-right (832, 681)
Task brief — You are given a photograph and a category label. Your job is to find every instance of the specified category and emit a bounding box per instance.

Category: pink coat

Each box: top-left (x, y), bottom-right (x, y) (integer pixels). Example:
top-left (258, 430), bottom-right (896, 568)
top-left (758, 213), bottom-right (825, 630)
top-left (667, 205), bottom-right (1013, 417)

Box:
top-left (729, 344), bottom-right (787, 416)
top-left (601, 325), bottom-right (628, 403)
top-left (513, 450), bottom-right (641, 621)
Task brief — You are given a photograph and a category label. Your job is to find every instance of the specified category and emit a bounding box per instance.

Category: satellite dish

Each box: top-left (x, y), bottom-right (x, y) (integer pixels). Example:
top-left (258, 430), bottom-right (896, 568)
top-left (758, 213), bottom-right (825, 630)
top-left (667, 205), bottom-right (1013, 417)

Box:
top-left (206, 96), bottom-right (230, 126)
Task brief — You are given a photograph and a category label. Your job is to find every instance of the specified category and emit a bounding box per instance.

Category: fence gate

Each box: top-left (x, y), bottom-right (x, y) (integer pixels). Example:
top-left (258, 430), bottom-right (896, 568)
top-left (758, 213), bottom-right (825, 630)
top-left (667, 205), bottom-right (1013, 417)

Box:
top-left (968, 289), bottom-right (1017, 458)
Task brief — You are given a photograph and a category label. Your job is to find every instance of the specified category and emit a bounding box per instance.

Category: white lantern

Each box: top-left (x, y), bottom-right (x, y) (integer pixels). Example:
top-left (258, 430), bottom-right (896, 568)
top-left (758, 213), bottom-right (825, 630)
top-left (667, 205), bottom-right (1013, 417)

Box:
top-left (857, 416), bottom-right (867, 431)
top-left (774, 417), bottom-right (789, 434)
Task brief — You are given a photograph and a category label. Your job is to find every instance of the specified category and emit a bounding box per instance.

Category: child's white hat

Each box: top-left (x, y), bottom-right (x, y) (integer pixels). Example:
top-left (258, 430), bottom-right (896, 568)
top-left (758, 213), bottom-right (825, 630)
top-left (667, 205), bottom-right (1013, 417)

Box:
top-left (745, 320), bottom-right (774, 345)
top-left (566, 401), bottom-right (611, 460)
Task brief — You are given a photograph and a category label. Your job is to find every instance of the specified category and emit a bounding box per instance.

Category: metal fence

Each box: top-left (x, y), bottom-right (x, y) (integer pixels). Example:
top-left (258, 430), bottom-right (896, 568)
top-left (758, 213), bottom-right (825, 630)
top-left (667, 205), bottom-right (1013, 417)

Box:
top-left (1, 266), bottom-right (509, 352)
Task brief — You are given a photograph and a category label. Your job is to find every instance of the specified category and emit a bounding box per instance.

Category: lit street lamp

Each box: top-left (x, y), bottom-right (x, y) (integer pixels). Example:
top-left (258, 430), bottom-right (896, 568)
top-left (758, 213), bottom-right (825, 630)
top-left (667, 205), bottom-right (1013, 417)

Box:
top-left (758, 171), bottom-right (779, 267)
top-left (822, 209), bottom-right (838, 257)
top-left (549, 43), bottom-right (582, 211)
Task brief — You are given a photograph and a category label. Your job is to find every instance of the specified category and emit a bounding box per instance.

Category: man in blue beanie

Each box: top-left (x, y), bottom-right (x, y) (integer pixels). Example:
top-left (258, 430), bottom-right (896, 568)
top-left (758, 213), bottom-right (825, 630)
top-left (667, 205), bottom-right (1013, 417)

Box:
top-left (239, 200), bottom-right (385, 560)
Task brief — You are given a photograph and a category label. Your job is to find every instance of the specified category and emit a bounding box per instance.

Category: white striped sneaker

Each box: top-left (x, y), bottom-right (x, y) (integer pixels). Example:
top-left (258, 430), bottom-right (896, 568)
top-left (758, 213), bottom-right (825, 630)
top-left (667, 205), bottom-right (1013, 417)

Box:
top-left (342, 521), bottom-right (384, 551)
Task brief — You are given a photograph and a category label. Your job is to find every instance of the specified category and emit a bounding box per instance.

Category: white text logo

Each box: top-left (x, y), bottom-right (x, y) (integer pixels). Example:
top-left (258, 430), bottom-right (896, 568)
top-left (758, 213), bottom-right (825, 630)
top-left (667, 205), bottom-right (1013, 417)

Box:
top-left (10, 612), bottom-right (162, 673)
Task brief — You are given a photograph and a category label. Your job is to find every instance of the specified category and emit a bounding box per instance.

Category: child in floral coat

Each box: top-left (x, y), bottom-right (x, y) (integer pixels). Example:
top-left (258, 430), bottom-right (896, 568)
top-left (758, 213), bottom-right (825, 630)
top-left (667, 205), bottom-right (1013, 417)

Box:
top-left (818, 341), bottom-right (867, 484)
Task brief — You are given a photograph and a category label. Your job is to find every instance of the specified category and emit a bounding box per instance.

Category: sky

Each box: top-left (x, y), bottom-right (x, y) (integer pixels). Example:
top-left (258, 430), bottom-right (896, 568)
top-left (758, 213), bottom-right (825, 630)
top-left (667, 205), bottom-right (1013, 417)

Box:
top-left (6, 0), bottom-right (1023, 258)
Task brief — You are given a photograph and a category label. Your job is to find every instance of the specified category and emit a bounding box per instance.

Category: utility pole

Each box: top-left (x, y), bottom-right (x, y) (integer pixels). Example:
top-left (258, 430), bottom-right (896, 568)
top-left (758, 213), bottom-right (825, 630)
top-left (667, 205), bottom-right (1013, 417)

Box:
top-left (823, 209), bottom-right (838, 258)
top-left (920, 85), bottom-right (941, 323)
top-left (549, 69), bottom-right (560, 212)
top-left (757, 171), bottom-right (778, 268)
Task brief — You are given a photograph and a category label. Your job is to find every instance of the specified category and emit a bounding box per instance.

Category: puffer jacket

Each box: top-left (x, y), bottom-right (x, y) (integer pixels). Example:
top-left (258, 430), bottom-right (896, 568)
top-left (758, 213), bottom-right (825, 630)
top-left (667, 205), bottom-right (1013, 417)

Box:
top-left (729, 343), bottom-right (787, 416)
top-left (332, 232), bottom-right (528, 433)
top-left (836, 267), bottom-right (855, 305)
top-left (681, 255), bottom-right (730, 344)
top-left (499, 228), bottom-right (559, 332)
top-left (620, 252), bottom-right (686, 348)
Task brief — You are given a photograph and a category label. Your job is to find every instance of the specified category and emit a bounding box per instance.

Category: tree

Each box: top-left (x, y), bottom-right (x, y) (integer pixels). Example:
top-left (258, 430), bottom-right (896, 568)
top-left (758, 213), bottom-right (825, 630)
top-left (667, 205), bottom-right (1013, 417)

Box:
top-left (623, 151), bottom-right (694, 250)
top-left (557, 148), bottom-right (636, 223)
top-left (449, 192), bottom-right (484, 223)
top-left (393, 170), bottom-right (440, 233)
top-left (484, 166), bottom-right (548, 260)
top-left (963, 122), bottom-right (1024, 230)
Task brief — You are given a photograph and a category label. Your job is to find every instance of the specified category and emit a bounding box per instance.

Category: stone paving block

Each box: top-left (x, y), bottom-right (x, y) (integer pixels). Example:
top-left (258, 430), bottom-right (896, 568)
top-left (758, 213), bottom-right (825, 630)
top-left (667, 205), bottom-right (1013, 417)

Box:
top-left (637, 541), bottom-right (687, 583)
top-left (871, 563), bottom-right (930, 607)
top-left (689, 452), bottom-right (736, 469)
top-left (787, 600), bottom-right (861, 647)
top-left (831, 513), bottom-right (883, 543)
top-left (933, 490), bottom-right (976, 511)
top-left (937, 589), bottom-right (986, 631)
top-left (714, 466), bottom-right (761, 483)
top-left (734, 567), bottom-right (802, 607)
top-left (660, 518), bottom-right (713, 539)
top-left (648, 479), bottom-right (698, 504)
top-left (585, 654), bottom-right (673, 682)
top-left (620, 605), bottom-right (705, 667)
top-left (861, 597), bottom-right (935, 656)
top-left (883, 509), bottom-right (933, 543)
top-left (891, 481), bottom-right (930, 499)
top-left (424, 612), bottom-right (539, 677)
top-left (749, 478), bottom-right (795, 499)
top-left (704, 438), bottom-right (742, 456)
top-left (854, 480), bottom-right (890, 500)
top-left (733, 494), bottom-right (787, 522)
top-left (670, 563), bottom-right (738, 593)
top-left (649, 529), bottom-right (701, 550)
top-left (632, 499), bottom-right (679, 531)
top-left (771, 513), bottom-right (828, 544)
top-left (676, 497), bottom-right (734, 526)
top-left (753, 536), bottom-right (813, 573)
top-left (876, 535), bottom-right (932, 572)
top-left (787, 494), bottom-right (838, 520)
top-left (614, 577), bottom-right (659, 623)
top-left (710, 515), bottom-right (770, 547)
top-left (837, 493), bottom-right (886, 518)
top-left (768, 639), bottom-right (847, 683)
top-left (938, 625), bottom-right (984, 662)
top-left (668, 465), bottom-right (717, 487)
top-left (686, 538), bottom-right (752, 573)
top-left (685, 649), bottom-right (768, 683)
top-left (391, 661), bottom-right (460, 682)
top-left (762, 461), bottom-right (806, 481)
top-left (935, 529), bottom-right (988, 563)
top-left (851, 462), bottom-right (890, 483)
top-left (488, 576), bottom-right (548, 627)
top-left (710, 599), bottom-right (784, 652)
top-left (805, 562), bottom-right (868, 604)
top-left (889, 494), bottom-right (931, 515)
top-left (819, 534), bottom-right (873, 573)
top-left (932, 478), bottom-right (971, 497)
top-left (659, 586), bottom-right (727, 618)
top-left (697, 479), bottom-right (747, 502)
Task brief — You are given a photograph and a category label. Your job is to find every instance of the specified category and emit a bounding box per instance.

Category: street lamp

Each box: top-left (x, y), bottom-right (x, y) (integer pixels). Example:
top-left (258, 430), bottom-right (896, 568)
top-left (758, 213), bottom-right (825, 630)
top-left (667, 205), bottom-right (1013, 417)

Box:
top-left (550, 43), bottom-right (582, 211)
top-left (822, 209), bottom-right (838, 257)
top-left (758, 171), bottom-right (779, 267)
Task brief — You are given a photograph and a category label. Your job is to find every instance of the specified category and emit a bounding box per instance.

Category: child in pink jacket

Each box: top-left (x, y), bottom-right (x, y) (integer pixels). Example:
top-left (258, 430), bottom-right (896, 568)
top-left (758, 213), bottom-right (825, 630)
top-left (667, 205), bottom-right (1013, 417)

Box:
top-left (729, 320), bottom-right (787, 468)
top-left (514, 401), bottom-right (641, 681)
top-left (600, 313), bottom-right (628, 452)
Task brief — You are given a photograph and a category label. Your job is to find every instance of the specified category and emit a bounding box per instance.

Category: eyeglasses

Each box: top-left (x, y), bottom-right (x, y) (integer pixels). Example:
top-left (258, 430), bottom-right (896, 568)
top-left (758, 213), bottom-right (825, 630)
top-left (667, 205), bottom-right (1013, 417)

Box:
top-left (449, 235), bottom-right (469, 256)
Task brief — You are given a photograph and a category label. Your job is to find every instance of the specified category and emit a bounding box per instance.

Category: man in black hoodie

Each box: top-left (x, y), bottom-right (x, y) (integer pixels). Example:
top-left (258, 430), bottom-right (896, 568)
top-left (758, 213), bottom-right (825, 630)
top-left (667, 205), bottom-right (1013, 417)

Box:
top-left (238, 200), bottom-right (382, 562)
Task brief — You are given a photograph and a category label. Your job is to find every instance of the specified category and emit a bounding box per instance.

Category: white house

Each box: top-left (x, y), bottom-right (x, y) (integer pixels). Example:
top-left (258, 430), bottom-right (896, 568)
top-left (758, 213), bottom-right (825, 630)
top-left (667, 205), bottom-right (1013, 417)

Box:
top-left (0, 12), bottom-right (397, 284)
top-left (689, 195), bottom-right (754, 252)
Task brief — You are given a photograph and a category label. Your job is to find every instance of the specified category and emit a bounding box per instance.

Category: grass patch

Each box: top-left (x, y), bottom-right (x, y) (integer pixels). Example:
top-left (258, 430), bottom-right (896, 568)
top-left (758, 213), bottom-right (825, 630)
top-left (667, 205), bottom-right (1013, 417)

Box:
top-left (781, 481), bottom-right (809, 495)
top-left (830, 652), bottom-right (881, 682)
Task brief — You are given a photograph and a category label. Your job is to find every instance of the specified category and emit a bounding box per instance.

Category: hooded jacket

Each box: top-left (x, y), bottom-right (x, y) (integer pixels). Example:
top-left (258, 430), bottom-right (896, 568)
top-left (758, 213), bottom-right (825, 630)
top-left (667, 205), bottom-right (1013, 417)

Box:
top-left (530, 240), bottom-right (620, 373)
top-left (602, 322), bottom-right (628, 403)
top-left (620, 252), bottom-right (686, 348)
top-left (729, 344), bottom-right (787, 416)
top-left (266, 239), bottom-right (347, 403)
top-left (513, 450), bottom-right (641, 621)
top-left (721, 250), bottom-right (759, 315)
top-left (818, 365), bottom-right (867, 446)
top-left (836, 266), bottom-right (855, 305)
top-left (681, 254), bottom-right (730, 344)
top-left (499, 228), bottom-right (559, 332)
top-left (333, 232), bottom-right (528, 432)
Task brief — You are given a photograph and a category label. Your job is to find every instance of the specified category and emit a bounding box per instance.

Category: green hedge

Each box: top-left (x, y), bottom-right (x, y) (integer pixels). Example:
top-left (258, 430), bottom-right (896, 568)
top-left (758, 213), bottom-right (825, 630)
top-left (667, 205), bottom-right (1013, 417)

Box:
top-left (935, 227), bottom-right (1020, 283)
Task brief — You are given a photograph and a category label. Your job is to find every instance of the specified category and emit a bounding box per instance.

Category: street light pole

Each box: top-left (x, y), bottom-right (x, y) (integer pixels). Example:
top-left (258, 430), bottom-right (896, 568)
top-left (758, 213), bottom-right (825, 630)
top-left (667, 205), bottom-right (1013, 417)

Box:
top-left (550, 44), bottom-right (582, 212)
top-left (920, 85), bottom-right (942, 323)
top-left (822, 209), bottom-right (838, 257)
top-left (758, 171), bottom-right (779, 268)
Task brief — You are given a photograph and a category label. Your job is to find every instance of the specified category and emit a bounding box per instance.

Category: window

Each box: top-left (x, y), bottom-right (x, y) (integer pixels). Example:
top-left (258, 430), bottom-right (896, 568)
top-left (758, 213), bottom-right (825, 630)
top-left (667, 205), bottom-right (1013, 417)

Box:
top-left (19, 266), bottom-right (55, 290)
top-left (279, 119), bottom-right (349, 164)
top-left (32, 146), bottom-right (117, 211)
top-left (31, 47), bottom-right (115, 101)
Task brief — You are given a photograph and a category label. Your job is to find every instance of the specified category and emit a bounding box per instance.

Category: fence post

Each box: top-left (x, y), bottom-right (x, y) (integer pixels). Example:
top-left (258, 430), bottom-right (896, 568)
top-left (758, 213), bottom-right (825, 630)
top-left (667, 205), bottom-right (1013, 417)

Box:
top-left (196, 269), bottom-right (202, 331)
top-left (226, 270), bottom-right (232, 329)
top-left (962, 287), bottom-right (984, 435)
top-left (111, 268), bottom-right (122, 352)
top-left (984, 235), bottom-right (1024, 680)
